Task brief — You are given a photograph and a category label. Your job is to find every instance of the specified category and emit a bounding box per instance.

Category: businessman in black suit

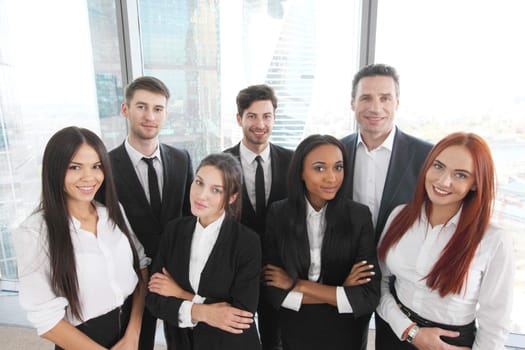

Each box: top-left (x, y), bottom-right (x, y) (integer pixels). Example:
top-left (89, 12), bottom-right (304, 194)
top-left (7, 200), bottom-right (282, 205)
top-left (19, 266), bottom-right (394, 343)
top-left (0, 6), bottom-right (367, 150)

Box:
top-left (110, 76), bottom-right (193, 350)
top-left (224, 84), bottom-right (292, 350)
top-left (341, 64), bottom-right (432, 241)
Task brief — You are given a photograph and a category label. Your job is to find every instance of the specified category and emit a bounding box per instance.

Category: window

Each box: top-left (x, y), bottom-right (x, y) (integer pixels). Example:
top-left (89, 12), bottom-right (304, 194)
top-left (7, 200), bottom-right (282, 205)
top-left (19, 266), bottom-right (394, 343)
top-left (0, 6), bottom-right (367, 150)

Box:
top-left (0, 0), bottom-right (123, 280)
top-left (138, 0), bottom-right (361, 165)
top-left (375, 0), bottom-right (525, 346)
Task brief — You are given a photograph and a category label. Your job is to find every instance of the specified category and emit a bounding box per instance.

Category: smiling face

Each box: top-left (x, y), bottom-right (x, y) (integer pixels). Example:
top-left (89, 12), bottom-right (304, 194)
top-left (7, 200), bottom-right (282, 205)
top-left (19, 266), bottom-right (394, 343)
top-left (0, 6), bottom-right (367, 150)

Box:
top-left (302, 144), bottom-right (344, 211)
top-left (64, 143), bottom-right (104, 207)
top-left (425, 145), bottom-right (477, 220)
top-left (351, 75), bottom-right (398, 149)
top-left (122, 89), bottom-right (167, 142)
top-left (191, 165), bottom-right (238, 227)
top-left (236, 99), bottom-right (275, 153)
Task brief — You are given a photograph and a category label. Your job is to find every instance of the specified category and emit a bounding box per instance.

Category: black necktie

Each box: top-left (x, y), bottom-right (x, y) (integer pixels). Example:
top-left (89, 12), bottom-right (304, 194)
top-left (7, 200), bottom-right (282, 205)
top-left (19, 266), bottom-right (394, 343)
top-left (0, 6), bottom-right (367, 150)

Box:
top-left (255, 155), bottom-right (266, 218)
top-left (142, 157), bottom-right (162, 220)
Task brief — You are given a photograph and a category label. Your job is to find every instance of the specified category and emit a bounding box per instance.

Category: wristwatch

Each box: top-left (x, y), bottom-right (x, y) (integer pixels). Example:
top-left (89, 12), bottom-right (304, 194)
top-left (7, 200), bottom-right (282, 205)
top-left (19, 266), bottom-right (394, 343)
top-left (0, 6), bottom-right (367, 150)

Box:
top-left (406, 325), bottom-right (420, 343)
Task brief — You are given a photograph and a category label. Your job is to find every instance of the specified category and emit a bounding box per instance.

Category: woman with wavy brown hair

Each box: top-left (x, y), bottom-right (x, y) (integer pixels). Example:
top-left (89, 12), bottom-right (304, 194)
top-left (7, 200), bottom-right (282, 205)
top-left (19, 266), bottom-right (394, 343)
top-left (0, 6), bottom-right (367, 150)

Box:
top-left (376, 132), bottom-right (514, 349)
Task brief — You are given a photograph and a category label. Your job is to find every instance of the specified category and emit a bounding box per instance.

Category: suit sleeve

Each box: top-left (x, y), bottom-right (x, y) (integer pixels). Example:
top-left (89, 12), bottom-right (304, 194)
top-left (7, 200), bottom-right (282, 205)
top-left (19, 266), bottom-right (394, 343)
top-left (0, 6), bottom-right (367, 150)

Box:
top-left (145, 220), bottom-right (185, 326)
top-left (229, 227), bottom-right (262, 313)
top-left (343, 205), bottom-right (381, 317)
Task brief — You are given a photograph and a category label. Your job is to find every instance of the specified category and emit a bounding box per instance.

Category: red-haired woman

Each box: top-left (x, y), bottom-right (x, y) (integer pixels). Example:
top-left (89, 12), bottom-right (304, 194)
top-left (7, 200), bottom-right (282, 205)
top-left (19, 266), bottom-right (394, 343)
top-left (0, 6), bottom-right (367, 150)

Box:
top-left (375, 132), bottom-right (514, 349)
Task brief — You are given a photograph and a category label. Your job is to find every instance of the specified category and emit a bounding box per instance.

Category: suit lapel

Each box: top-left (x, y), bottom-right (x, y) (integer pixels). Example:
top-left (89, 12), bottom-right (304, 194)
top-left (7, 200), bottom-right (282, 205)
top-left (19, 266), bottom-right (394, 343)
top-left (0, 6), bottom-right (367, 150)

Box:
top-left (268, 144), bottom-right (284, 204)
top-left (198, 219), bottom-right (230, 293)
top-left (231, 143), bottom-right (257, 215)
top-left (113, 145), bottom-right (151, 210)
top-left (378, 129), bottom-right (410, 225)
top-left (346, 134), bottom-right (358, 197)
top-left (159, 144), bottom-right (174, 222)
top-left (177, 218), bottom-right (197, 293)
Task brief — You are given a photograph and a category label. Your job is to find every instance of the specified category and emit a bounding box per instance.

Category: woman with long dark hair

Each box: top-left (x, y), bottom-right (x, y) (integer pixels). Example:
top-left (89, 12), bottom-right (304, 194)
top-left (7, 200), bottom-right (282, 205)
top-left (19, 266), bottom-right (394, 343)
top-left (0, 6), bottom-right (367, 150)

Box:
top-left (14, 126), bottom-right (149, 349)
top-left (146, 153), bottom-right (262, 350)
top-left (376, 132), bottom-right (514, 349)
top-left (262, 134), bottom-right (380, 350)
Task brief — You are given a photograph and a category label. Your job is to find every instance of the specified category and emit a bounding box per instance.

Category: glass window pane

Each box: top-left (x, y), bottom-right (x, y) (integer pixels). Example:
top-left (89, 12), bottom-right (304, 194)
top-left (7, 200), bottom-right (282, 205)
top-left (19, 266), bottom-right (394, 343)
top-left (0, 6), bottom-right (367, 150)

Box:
top-left (0, 0), bottom-right (124, 281)
top-left (138, 0), bottom-right (361, 165)
top-left (375, 0), bottom-right (525, 343)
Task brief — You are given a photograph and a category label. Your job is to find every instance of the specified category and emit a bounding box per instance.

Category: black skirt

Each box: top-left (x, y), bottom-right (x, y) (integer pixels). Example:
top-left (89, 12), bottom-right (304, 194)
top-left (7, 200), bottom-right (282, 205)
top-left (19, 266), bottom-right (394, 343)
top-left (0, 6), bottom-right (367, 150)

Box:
top-left (55, 295), bottom-right (133, 349)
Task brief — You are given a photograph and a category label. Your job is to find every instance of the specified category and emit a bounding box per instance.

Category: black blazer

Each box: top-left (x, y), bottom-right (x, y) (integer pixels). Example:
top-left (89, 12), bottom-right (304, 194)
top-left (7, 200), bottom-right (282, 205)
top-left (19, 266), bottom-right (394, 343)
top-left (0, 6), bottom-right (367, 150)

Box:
top-left (224, 142), bottom-right (293, 236)
top-left (109, 143), bottom-right (193, 258)
top-left (264, 199), bottom-right (381, 350)
top-left (146, 216), bottom-right (262, 350)
top-left (341, 128), bottom-right (432, 240)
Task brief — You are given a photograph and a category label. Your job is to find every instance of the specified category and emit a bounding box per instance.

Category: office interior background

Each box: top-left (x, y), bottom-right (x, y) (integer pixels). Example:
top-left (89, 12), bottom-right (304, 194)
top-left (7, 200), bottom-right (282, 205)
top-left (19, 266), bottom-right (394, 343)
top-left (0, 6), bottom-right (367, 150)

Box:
top-left (0, 0), bottom-right (524, 347)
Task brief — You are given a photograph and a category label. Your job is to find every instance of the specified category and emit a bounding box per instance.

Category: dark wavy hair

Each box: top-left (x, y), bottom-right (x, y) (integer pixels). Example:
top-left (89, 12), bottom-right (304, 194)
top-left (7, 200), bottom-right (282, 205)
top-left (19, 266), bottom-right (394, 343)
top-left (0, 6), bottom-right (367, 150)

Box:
top-left (196, 153), bottom-right (243, 221)
top-left (282, 134), bottom-right (351, 279)
top-left (40, 126), bottom-right (141, 320)
top-left (378, 132), bottom-right (495, 296)
top-left (236, 84), bottom-right (277, 117)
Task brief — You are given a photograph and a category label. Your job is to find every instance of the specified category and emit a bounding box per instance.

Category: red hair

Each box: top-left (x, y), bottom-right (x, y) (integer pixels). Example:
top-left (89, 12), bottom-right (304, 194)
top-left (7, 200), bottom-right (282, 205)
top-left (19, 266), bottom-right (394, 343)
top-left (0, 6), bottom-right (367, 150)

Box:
top-left (377, 132), bottom-right (495, 296)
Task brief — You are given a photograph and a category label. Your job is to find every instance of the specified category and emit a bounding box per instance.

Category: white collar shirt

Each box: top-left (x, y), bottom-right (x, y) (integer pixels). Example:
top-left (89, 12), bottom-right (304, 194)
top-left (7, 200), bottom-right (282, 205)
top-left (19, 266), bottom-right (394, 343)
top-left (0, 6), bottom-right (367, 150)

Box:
top-left (178, 213), bottom-right (225, 328)
top-left (188, 214), bottom-right (225, 293)
top-left (352, 126), bottom-right (395, 228)
top-left (305, 200), bottom-right (326, 282)
top-left (377, 205), bottom-right (515, 349)
top-left (281, 200), bottom-right (353, 314)
top-left (13, 202), bottom-right (150, 335)
top-left (239, 142), bottom-right (272, 209)
top-left (125, 138), bottom-right (163, 201)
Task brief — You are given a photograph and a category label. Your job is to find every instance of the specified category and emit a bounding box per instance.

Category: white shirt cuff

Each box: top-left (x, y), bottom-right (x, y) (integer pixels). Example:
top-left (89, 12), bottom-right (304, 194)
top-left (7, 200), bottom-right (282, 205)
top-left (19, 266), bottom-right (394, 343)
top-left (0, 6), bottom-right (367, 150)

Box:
top-left (336, 286), bottom-right (353, 313)
top-left (281, 291), bottom-right (303, 311)
top-left (178, 295), bottom-right (206, 328)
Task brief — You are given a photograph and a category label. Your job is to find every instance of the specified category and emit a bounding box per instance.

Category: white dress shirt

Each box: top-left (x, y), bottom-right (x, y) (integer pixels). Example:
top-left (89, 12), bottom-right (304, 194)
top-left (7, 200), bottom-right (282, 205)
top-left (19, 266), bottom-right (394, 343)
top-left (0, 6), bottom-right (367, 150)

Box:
top-left (353, 127), bottom-right (395, 228)
top-left (239, 142), bottom-right (272, 208)
top-left (178, 213), bottom-right (225, 327)
top-left (376, 205), bottom-right (514, 350)
top-left (13, 202), bottom-right (150, 335)
top-left (125, 138), bottom-right (163, 202)
top-left (281, 200), bottom-right (353, 313)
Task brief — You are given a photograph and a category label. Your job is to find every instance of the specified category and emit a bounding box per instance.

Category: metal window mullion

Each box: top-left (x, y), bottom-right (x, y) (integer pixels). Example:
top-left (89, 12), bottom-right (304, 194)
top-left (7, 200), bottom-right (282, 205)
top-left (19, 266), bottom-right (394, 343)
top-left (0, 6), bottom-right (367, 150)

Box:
top-left (115, 0), bottom-right (143, 86)
top-left (358, 0), bottom-right (378, 68)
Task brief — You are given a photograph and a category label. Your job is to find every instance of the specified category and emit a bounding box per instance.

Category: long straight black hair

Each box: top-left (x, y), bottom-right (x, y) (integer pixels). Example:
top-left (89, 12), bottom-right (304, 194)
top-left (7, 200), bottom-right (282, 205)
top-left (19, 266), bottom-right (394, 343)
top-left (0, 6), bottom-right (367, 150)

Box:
top-left (282, 134), bottom-right (352, 280)
top-left (40, 126), bottom-right (141, 320)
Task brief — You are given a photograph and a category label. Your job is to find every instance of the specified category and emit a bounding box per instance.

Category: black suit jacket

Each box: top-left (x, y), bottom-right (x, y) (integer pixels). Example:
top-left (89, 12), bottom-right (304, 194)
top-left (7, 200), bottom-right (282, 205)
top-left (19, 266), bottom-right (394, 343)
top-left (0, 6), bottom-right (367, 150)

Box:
top-left (341, 128), bottom-right (432, 240)
top-left (224, 142), bottom-right (293, 236)
top-left (263, 199), bottom-right (381, 350)
top-left (109, 143), bottom-right (193, 258)
top-left (146, 216), bottom-right (262, 350)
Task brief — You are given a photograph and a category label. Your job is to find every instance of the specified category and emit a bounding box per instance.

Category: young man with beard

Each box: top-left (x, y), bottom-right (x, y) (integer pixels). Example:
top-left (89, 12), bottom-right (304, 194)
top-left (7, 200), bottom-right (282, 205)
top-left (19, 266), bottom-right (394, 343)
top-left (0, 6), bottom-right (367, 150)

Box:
top-left (109, 76), bottom-right (194, 349)
top-left (224, 84), bottom-right (293, 350)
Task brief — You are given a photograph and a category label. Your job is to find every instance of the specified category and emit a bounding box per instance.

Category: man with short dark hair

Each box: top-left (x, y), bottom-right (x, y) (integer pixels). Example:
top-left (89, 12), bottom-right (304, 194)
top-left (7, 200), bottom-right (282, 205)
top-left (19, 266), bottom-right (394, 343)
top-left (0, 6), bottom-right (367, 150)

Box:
top-left (110, 76), bottom-right (194, 349)
top-left (341, 64), bottom-right (432, 241)
top-left (224, 84), bottom-right (292, 350)
top-left (341, 64), bottom-right (432, 350)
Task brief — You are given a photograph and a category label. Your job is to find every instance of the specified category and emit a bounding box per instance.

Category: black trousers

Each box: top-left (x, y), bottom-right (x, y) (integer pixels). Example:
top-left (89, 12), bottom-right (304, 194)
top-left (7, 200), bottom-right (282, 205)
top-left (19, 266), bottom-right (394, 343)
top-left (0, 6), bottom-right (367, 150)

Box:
top-left (55, 295), bottom-right (132, 350)
top-left (258, 287), bottom-right (282, 350)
